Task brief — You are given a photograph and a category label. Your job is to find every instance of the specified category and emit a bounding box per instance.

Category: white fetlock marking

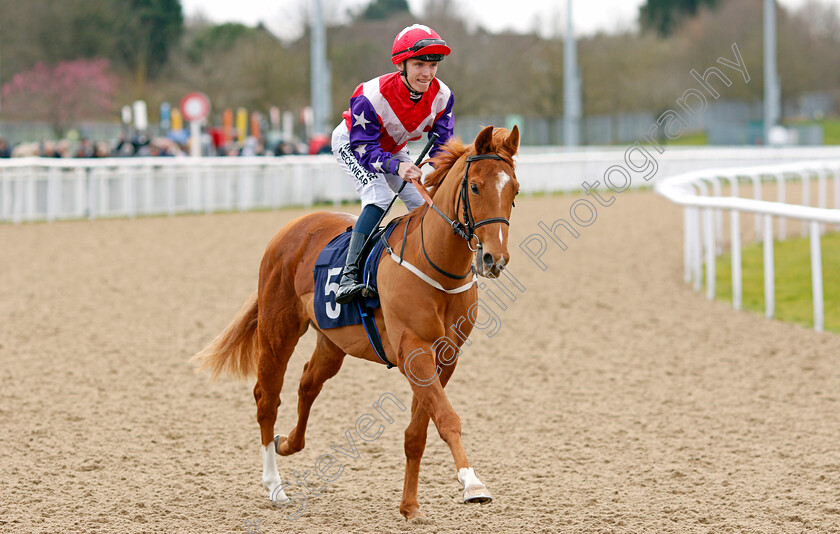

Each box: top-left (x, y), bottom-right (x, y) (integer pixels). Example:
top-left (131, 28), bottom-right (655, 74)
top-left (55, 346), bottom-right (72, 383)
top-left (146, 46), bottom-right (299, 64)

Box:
top-left (458, 467), bottom-right (481, 490)
top-left (262, 444), bottom-right (287, 503)
top-left (458, 467), bottom-right (492, 502)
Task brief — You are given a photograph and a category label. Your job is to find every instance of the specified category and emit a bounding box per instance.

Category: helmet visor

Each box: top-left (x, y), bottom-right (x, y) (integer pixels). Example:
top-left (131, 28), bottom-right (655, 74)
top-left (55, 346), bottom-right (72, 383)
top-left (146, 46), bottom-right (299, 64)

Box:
top-left (409, 38), bottom-right (447, 52)
top-left (393, 38), bottom-right (449, 59)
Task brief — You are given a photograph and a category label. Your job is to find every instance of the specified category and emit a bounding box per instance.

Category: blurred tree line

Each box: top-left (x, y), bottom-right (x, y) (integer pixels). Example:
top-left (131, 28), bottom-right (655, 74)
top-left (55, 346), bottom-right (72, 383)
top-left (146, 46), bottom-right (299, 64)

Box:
top-left (1, 0), bottom-right (839, 132)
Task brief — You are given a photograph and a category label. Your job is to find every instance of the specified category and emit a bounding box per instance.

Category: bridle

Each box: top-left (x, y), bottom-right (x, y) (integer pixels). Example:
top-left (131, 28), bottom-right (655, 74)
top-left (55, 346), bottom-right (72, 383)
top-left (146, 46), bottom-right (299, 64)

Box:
top-left (419, 153), bottom-right (511, 280)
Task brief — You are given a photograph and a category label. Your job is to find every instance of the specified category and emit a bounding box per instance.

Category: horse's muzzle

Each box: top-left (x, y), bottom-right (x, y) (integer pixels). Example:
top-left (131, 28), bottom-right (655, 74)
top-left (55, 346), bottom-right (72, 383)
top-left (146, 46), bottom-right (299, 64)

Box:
top-left (474, 246), bottom-right (507, 278)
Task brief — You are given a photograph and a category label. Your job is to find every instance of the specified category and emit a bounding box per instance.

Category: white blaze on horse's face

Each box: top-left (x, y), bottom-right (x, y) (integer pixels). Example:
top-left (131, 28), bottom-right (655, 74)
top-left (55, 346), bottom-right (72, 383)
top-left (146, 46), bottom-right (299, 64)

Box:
top-left (495, 170), bottom-right (511, 202)
top-left (472, 164), bottom-right (516, 278)
top-left (495, 170), bottom-right (512, 248)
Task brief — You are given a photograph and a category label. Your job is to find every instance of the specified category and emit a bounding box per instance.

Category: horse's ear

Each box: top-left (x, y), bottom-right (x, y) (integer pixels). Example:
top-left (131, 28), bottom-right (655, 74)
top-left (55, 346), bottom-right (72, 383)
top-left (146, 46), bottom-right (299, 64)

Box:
top-left (474, 125), bottom-right (494, 154)
top-left (504, 125), bottom-right (520, 154)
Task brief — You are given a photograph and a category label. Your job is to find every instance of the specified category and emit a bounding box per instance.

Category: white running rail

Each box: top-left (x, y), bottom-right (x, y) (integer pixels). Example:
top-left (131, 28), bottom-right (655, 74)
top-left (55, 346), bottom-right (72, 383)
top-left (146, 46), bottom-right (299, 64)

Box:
top-left (4, 150), bottom-right (840, 330)
top-left (655, 160), bottom-right (840, 332)
top-left (0, 155), bottom-right (359, 222)
top-left (5, 146), bottom-right (840, 224)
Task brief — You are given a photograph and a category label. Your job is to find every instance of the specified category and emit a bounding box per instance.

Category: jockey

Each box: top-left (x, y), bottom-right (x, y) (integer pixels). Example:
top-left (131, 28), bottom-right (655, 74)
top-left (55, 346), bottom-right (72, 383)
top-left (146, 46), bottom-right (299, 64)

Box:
top-left (331, 24), bottom-right (455, 304)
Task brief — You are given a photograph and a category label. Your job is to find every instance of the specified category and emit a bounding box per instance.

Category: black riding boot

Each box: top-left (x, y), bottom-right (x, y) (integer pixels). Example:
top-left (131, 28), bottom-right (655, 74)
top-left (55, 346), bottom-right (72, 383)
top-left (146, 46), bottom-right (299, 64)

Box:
top-left (335, 231), bottom-right (375, 304)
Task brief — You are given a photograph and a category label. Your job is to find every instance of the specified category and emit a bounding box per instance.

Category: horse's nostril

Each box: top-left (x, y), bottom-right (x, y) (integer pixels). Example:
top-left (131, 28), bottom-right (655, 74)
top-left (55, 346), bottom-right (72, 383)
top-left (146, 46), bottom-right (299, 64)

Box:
top-left (483, 253), bottom-right (494, 267)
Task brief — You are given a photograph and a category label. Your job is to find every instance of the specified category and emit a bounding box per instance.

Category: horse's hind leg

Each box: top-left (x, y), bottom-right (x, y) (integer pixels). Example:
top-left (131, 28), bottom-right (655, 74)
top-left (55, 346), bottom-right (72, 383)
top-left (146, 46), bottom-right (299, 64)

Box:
top-left (275, 330), bottom-right (345, 456)
top-left (254, 314), bottom-right (305, 502)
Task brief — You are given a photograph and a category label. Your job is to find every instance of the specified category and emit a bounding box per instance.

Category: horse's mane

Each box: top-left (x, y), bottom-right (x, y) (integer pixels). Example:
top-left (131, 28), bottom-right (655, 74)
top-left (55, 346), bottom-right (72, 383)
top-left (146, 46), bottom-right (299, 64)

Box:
top-left (423, 128), bottom-right (517, 198)
top-left (423, 138), bottom-right (469, 197)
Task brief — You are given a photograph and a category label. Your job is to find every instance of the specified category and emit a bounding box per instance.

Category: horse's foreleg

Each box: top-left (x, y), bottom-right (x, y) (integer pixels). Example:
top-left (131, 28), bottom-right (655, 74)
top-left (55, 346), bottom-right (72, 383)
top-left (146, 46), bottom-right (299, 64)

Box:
top-left (434, 364), bottom-right (490, 504)
top-left (400, 395), bottom-right (430, 520)
top-left (275, 331), bottom-right (345, 456)
top-left (398, 338), bottom-right (492, 510)
top-left (400, 362), bottom-right (459, 520)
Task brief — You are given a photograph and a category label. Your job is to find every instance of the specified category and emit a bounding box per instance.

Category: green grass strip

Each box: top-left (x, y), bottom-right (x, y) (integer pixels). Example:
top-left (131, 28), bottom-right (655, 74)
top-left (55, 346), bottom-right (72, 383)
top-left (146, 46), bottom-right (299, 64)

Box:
top-left (714, 230), bottom-right (840, 333)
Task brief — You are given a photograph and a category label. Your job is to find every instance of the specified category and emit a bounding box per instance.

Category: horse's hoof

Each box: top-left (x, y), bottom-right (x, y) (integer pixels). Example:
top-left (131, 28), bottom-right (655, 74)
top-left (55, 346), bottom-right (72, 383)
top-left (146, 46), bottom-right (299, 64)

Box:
top-left (403, 508), bottom-right (430, 523)
top-left (463, 484), bottom-right (493, 504)
top-left (269, 484), bottom-right (289, 506)
top-left (274, 434), bottom-right (296, 456)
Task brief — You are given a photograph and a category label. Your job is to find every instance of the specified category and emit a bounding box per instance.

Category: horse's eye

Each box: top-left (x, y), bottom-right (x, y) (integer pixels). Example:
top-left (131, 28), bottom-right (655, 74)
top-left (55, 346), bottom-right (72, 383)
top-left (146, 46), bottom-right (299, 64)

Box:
top-left (470, 183), bottom-right (479, 194)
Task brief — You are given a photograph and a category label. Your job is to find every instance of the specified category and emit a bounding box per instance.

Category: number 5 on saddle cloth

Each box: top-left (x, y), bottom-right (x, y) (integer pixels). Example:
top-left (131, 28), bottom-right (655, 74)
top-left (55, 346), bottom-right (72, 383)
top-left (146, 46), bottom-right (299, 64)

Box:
top-left (313, 132), bottom-right (440, 369)
top-left (312, 220), bottom-right (401, 368)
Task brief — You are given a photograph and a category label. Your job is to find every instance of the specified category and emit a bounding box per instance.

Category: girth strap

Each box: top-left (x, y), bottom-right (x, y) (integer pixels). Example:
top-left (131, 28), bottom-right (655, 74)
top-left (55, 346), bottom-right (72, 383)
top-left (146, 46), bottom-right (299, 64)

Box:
top-left (357, 301), bottom-right (394, 369)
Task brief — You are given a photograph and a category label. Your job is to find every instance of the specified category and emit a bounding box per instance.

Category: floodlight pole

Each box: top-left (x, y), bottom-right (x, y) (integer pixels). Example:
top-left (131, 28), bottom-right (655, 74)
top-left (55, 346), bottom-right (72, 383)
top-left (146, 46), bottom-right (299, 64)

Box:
top-left (763, 0), bottom-right (780, 143)
top-left (310, 0), bottom-right (331, 136)
top-left (563, 0), bottom-right (581, 146)
top-left (0, 40), bottom-right (3, 114)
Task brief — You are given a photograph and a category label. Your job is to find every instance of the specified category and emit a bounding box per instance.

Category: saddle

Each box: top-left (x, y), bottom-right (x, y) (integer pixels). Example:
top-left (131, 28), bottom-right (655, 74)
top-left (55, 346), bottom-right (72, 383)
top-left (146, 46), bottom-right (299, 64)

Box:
top-left (312, 220), bottom-right (401, 367)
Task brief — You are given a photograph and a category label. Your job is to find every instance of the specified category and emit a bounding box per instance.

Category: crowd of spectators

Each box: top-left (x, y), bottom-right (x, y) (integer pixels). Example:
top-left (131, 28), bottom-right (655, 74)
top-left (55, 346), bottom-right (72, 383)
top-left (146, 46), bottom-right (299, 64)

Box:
top-left (0, 131), bottom-right (330, 159)
top-left (0, 134), bottom-right (183, 158)
top-left (0, 137), bottom-right (12, 158)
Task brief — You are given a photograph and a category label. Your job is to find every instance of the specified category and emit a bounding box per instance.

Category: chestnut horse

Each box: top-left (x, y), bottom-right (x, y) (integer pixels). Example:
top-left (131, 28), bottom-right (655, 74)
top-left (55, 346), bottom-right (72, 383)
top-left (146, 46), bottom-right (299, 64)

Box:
top-left (193, 125), bottom-right (519, 520)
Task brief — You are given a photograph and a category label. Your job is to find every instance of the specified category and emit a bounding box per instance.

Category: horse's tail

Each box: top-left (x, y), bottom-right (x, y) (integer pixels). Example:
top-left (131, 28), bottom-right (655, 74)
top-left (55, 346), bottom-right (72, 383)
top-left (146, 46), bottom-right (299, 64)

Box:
top-left (192, 291), bottom-right (260, 382)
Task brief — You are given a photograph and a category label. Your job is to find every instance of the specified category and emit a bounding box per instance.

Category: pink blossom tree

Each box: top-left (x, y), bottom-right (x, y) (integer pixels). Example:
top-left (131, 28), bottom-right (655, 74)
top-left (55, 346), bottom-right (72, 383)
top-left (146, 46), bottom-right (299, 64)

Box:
top-left (1, 58), bottom-right (118, 137)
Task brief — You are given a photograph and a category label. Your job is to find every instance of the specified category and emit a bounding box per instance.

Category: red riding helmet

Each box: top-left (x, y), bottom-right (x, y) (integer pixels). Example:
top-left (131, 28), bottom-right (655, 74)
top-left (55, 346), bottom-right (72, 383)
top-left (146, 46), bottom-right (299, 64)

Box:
top-left (391, 24), bottom-right (451, 65)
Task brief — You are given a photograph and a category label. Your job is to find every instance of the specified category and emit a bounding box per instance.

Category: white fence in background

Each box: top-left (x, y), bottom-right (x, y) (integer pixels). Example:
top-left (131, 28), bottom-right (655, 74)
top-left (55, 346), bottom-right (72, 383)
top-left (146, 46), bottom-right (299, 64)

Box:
top-left (655, 160), bottom-right (840, 332)
top-left (3, 146), bottom-right (840, 224)
top-left (0, 156), bottom-right (354, 222)
top-left (5, 147), bottom-right (840, 329)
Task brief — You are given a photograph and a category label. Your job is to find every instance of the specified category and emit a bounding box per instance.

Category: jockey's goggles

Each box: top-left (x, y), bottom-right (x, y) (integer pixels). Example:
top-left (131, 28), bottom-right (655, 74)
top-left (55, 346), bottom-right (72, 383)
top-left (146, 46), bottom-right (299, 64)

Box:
top-left (393, 38), bottom-right (448, 58)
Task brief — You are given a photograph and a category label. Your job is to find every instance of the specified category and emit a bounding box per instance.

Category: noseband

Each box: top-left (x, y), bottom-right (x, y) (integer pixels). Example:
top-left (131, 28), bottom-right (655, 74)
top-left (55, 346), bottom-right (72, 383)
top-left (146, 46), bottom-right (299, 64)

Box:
top-left (420, 153), bottom-right (511, 280)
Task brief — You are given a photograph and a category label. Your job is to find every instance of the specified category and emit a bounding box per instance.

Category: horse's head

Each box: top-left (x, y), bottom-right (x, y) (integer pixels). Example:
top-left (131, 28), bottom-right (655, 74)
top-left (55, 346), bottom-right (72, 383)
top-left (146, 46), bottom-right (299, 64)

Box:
top-left (459, 125), bottom-right (520, 278)
top-left (424, 125), bottom-right (520, 279)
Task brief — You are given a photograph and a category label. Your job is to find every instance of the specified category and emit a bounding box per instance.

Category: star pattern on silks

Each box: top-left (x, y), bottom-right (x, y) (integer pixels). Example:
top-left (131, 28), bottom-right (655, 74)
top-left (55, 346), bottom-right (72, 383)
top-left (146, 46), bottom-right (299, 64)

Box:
top-left (372, 158), bottom-right (384, 172)
top-left (353, 111), bottom-right (371, 130)
top-left (354, 144), bottom-right (367, 157)
top-left (446, 112), bottom-right (453, 119)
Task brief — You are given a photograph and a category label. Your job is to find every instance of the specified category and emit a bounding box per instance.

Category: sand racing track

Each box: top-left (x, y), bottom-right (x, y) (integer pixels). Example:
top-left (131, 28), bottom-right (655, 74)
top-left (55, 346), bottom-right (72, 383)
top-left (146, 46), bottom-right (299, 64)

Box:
top-left (2, 191), bottom-right (839, 533)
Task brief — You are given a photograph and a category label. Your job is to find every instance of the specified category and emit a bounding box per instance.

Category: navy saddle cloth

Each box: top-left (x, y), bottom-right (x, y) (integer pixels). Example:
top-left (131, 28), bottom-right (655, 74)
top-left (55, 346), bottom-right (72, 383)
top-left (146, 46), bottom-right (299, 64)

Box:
top-left (313, 220), bottom-right (399, 330)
